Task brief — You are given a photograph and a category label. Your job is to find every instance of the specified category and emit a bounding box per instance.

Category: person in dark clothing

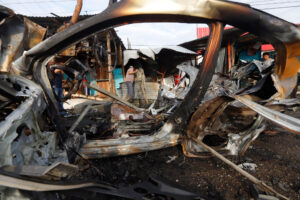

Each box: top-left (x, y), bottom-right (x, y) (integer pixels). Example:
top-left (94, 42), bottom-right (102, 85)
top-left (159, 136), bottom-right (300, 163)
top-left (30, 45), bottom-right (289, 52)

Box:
top-left (53, 68), bottom-right (65, 112)
top-left (48, 59), bottom-right (66, 114)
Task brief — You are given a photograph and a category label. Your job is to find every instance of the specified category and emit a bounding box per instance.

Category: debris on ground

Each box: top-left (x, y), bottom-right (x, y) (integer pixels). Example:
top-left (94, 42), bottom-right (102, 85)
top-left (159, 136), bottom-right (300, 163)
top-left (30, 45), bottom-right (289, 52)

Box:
top-left (238, 163), bottom-right (258, 172)
top-left (0, 0), bottom-right (300, 199)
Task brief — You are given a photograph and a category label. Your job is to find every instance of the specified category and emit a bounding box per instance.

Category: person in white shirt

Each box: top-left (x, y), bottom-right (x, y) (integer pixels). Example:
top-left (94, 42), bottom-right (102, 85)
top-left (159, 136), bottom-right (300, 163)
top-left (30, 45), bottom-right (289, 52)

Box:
top-left (262, 52), bottom-right (274, 69)
top-left (125, 65), bottom-right (137, 103)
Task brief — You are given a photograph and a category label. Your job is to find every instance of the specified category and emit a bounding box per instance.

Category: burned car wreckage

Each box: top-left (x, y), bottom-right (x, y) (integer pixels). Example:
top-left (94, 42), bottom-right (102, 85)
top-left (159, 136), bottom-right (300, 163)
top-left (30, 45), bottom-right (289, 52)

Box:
top-left (0, 0), bottom-right (300, 199)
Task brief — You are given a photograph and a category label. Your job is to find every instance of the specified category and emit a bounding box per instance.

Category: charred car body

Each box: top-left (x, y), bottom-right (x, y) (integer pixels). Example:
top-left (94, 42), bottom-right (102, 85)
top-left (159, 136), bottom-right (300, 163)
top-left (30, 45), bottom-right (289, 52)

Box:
top-left (0, 0), bottom-right (300, 199)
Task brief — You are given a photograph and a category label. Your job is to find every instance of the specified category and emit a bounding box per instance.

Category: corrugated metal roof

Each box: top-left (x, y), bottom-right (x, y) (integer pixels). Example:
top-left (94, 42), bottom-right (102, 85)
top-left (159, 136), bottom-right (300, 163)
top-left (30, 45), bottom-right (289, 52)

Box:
top-left (152, 46), bottom-right (197, 55)
top-left (123, 46), bottom-right (197, 65)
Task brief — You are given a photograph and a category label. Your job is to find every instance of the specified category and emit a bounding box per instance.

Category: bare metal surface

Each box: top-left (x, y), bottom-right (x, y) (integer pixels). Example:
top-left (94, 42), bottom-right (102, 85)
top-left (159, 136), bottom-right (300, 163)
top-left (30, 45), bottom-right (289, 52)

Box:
top-left (1, 162), bottom-right (78, 179)
top-left (0, 16), bottom-right (26, 72)
top-left (183, 96), bottom-right (265, 157)
top-left (0, 74), bottom-right (67, 167)
top-left (225, 116), bottom-right (265, 156)
top-left (233, 95), bottom-right (300, 134)
top-left (0, 174), bottom-right (110, 192)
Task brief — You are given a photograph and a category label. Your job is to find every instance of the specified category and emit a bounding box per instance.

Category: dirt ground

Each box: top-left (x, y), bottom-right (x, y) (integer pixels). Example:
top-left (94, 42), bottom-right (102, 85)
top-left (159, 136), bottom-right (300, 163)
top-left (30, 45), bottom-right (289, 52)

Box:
top-left (62, 99), bottom-right (300, 200)
top-left (74, 127), bottom-right (299, 200)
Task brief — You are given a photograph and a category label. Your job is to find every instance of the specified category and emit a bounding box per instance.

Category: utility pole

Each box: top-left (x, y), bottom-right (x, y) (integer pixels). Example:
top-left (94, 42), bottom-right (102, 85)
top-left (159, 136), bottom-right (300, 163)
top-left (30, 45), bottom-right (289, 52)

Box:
top-left (120, 43), bottom-right (126, 78)
top-left (106, 32), bottom-right (114, 93)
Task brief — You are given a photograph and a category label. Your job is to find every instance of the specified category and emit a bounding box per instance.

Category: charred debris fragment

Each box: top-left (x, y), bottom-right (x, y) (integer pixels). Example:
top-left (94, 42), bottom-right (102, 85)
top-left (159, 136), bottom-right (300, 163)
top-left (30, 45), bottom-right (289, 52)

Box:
top-left (0, 0), bottom-right (300, 199)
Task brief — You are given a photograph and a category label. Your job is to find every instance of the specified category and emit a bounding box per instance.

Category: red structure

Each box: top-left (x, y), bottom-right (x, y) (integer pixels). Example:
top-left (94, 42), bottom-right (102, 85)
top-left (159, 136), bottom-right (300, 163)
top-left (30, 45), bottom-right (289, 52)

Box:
top-left (196, 27), bottom-right (210, 38)
top-left (197, 26), bottom-right (276, 52)
top-left (261, 44), bottom-right (274, 51)
top-left (197, 26), bottom-right (232, 38)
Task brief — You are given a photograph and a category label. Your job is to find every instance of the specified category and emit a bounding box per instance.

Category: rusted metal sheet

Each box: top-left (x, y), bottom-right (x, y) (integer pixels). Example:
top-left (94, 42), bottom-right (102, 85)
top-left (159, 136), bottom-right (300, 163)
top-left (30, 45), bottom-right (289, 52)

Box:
top-left (23, 18), bottom-right (47, 49)
top-left (0, 16), bottom-right (25, 72)
top-left (273, 40), bottom-right (300, 98)
top-left (0, 12), bottom-right (46, 72)
top-left (80, 133), bottom-right (180, 159)
top-left (59, 45), bottom-right (76, 57)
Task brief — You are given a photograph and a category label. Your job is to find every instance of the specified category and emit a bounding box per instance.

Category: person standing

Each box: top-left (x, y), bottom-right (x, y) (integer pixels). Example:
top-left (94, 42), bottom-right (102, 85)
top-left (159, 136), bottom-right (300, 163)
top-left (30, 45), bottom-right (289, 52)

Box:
top-left (262, 52), bottom-right (274, 69)
top-left (53, 67), bottom-right (65, 112)
top-left (135, 64), bottom-right (148, 107)
top-left (49, 59), bottom-right (66, 115)
top-left (82, 76), bottom-right (89, 96)
top-left (125, 65), bottom-right (137, 103)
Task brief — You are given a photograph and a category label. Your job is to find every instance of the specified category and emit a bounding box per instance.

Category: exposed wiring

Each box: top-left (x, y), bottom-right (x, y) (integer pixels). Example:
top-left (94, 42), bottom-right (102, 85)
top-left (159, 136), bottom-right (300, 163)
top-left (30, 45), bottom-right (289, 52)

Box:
top-left (252, 0), bottom-right (300, 6)
top-left (262, 4), bottom-right (300, 10)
